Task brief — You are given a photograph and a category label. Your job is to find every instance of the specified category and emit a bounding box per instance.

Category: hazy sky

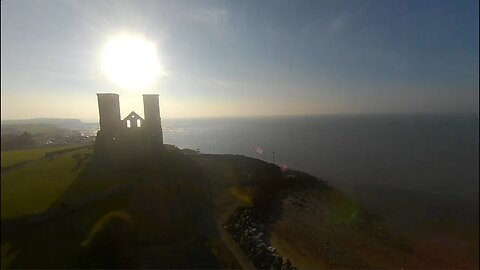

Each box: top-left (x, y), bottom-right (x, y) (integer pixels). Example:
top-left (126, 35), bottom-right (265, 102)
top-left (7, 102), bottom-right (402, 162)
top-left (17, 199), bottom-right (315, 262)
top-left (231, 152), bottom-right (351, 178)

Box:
top-left (1, 0), bottom-right (478, 120)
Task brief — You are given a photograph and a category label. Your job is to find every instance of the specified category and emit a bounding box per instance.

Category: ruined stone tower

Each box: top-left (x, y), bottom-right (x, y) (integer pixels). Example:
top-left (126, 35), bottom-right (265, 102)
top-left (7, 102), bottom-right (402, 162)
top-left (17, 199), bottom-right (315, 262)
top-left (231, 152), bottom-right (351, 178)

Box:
top-left (97, 93), bottom-right (121, 138)
top-left (94, 93), bottom-right (163, 161)
top-left (143, 94), bottom-right (163, 147)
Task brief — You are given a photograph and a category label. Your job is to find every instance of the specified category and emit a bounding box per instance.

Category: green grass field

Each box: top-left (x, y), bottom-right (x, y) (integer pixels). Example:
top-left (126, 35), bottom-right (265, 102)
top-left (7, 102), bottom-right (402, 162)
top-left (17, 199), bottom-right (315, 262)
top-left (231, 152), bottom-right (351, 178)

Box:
top-left (1, 144), bottom-right (89, 168)
top-left (1, 191), bottom-right (132, 268)
top-left (1, 242), bottom-right (14, 269)
top-left (1, 148), bottom-right (92, 220)
top-left (0, 148), bottom-right (135, 221)
top-left (0, 145), bottom-right (219, 268)
top-left (0, 145), bottom-right (136, 268)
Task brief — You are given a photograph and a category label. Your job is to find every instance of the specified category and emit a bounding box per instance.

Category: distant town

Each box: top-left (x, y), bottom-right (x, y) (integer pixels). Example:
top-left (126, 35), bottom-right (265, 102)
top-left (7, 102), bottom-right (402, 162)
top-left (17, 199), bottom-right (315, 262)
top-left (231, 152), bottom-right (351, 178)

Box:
top-left (1, 118), bottom-right (98, 150)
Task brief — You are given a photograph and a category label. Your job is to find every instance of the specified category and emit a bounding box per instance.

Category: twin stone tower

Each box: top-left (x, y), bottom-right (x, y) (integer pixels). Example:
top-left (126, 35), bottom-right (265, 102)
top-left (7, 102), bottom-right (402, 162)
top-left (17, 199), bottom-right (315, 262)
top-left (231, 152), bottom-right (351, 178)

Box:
top-left (94, 93), bottom-right (164, 162)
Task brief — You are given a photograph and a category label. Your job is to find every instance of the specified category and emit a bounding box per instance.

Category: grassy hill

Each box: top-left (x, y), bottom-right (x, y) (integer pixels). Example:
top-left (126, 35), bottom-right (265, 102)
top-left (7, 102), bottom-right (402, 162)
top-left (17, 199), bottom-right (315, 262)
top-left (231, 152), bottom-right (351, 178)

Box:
top-left (1, 144), bottom-right (89, 168)
top-left (190, 154), bottom-right (479, 269)
top-left (2, 191), bottom-right (131, 268)
top-left (1, 145), bottom-right (220, 269)
top-left (1, 145), bottom-right (477, 269)
top-left (0, 123), bottom-right (65, 136)
top-left (1, 146), bottom-right (93, 220)
top-left (1, 118), bottom-right (84, 130)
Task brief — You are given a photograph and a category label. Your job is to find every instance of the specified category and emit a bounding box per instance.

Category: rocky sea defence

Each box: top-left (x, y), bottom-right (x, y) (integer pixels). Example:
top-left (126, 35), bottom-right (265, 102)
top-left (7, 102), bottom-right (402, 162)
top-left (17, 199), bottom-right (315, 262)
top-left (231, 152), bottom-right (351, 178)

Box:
top-left (224, 207), bottom-right (296, 270)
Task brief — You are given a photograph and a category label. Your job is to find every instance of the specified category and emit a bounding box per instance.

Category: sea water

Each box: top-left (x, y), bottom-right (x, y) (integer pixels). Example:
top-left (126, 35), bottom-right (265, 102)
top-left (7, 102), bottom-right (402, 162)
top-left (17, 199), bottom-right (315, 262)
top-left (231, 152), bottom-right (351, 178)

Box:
top-left (162, 113), bottom-right (479, 231)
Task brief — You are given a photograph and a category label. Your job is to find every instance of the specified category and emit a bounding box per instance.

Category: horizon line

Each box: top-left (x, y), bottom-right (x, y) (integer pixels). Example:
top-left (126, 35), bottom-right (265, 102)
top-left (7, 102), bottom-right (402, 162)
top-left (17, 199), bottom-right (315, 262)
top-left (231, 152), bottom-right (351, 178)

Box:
top-left (1, 111), bottom-right (478, 123)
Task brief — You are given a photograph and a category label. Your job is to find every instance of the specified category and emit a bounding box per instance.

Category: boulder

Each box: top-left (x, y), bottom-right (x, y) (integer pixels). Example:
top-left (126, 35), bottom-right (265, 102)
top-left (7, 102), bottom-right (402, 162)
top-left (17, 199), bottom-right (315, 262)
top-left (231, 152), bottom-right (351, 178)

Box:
top-left (281, 258), bottom-right (291, 270)
top-left (268, 246), bottom-right (277, 254)
top-left (272, 255), bottom-right (283, 269)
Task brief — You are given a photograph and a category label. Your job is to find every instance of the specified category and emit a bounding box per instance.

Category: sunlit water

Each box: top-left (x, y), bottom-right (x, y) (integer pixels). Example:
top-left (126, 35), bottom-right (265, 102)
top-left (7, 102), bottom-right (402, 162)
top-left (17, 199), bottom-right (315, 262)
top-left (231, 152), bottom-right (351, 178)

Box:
top-left (162, 113), bottom-right (479, 232)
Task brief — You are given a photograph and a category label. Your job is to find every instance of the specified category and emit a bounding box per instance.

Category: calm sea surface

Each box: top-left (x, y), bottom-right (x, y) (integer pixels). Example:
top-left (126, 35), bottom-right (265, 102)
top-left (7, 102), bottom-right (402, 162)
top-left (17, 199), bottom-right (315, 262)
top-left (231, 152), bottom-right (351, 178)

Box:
top-left (162, 113), bottom-right (479, 231)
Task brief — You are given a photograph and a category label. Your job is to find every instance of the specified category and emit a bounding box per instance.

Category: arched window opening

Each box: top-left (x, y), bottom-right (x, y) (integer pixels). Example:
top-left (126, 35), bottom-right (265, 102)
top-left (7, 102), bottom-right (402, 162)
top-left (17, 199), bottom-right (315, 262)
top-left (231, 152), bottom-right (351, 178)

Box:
top-left (126, 119), bottom-right (131, 128)
top-left (137, 119), bottom-right (141, 127)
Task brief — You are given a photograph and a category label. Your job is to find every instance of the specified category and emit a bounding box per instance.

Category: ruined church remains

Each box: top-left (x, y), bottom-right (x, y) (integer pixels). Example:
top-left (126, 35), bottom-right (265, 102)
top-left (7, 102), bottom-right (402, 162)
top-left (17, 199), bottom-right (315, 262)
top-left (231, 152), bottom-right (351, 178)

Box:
top-left (94, 93), bottom-right (163, 161)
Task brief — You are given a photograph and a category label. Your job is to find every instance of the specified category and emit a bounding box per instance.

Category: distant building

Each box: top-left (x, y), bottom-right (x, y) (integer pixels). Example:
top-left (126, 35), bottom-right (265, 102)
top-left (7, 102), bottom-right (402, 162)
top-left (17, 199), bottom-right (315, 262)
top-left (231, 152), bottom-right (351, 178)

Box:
top-left (94, 93), bottom-right (163, 161)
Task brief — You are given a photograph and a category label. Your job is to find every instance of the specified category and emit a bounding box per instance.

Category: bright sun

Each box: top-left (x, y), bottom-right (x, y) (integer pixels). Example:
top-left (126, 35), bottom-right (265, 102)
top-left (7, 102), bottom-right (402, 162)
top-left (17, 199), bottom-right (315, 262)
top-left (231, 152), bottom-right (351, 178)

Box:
top-left (102, 34), bottom-right (161, 90)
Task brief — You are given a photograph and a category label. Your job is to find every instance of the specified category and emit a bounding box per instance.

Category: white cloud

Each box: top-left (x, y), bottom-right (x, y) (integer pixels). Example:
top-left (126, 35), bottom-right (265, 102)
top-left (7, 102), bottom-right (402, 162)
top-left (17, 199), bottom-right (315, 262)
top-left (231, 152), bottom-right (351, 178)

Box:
top-left (185, 7), bottom-right (229, 35)
top-left (329, 13), bottom-right (349, 32)
top-left (189, 7), bottom-right (228, 24)
top-left (301, 0), bottom-right (373, 36)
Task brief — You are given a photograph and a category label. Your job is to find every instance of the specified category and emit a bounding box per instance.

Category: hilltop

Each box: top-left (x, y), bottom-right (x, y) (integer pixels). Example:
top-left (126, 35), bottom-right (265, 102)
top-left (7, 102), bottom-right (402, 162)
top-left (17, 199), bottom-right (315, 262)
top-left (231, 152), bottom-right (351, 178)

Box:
top-left (1, 118), bottom-right (98, 135)
top-left (2, 118), bottom-right (88, 128)
top-left (1, 145), bottom-right (478, 269)
top-left (1, 118), bottom-right (97, 150)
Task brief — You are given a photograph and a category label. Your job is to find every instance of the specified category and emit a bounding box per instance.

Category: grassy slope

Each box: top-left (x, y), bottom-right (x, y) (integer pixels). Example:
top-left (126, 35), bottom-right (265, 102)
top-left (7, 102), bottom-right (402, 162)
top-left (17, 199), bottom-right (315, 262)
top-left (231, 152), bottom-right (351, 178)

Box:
top-left (1, 149), bottom-right (90, 220)
top-left (2, 191), bottom-right (131, 268)
top-left (1, 146), bottom-right (219, 269)
top-left (1, 242), bottom-right (14, 269)
top-left (1, 148), bottom-right (137, 221)
top-left (1, 144), bottom-right (87, 168)
top-left (0, 151), bottom-right (133, 268)
top-left (3, 149), bottom-right (475, 269)
top-left (56, 162), bottom-right (132, 205)
top-left (192, 154), bottom-right (479, 269)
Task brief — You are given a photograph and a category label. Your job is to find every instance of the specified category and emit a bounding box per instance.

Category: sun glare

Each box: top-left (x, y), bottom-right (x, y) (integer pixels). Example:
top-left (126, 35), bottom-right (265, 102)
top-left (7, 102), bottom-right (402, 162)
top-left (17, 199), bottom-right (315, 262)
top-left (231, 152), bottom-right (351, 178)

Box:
top-left (102, 34), bottom-right (161, 90)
